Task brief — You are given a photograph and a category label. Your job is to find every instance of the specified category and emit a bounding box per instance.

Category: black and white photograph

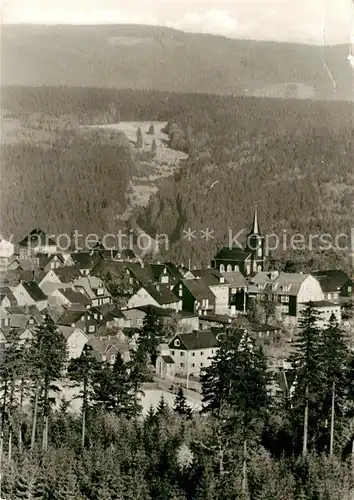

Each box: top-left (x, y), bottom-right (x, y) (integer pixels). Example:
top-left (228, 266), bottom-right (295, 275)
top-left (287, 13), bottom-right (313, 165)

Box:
top-left (0, 0), bottom-right (354, 498)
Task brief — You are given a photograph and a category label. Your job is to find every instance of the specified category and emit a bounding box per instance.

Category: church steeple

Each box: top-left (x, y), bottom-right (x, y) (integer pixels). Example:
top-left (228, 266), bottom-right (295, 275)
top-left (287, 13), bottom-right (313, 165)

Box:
top-left (251, 204), bottom-right (260, 235)
top-left (245, 204), bottom-right (265, 275)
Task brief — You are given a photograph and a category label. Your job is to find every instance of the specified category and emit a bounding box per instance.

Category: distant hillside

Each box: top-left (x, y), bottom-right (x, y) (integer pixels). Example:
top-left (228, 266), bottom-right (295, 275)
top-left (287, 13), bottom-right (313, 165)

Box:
top-left (2, 24), bottom-right (353, 101)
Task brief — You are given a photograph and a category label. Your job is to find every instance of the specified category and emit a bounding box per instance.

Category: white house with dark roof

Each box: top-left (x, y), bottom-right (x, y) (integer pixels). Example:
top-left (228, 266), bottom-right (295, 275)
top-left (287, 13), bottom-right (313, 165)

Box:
top-left (126, 284), bottom-right (181, 311)
top-left (311, 270), bottom-right (353, 301)
top-left (18, 228), bottom-right (58, 259)
top-left (13, 281), bottom-right (48, 311)
top-left (298, 300), bottom-right (342, 328)
top-left (47, 288), bottom-right (91, 308)
top-left (248, 271), bottom-right (325, 325)
top-left (57, 325), bottom-right (89, 359)
top-left (168, 330), bottom-right (219, 378)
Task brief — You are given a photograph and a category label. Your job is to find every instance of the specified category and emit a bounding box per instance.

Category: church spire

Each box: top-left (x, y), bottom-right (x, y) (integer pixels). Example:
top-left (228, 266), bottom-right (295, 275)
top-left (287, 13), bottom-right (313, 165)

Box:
top-left (251, 204), bottom-right (260, 235)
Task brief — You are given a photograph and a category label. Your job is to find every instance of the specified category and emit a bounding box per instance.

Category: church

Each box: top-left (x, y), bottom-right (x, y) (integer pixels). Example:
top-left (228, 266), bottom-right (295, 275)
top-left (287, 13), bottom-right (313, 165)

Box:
top-left (211, 206), bottom-right (265, 276)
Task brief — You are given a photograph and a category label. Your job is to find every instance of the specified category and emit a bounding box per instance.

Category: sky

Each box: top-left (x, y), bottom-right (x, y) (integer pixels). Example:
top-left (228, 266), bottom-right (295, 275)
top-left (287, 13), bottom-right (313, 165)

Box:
top-left (1, 0), bottom-right (354, 45)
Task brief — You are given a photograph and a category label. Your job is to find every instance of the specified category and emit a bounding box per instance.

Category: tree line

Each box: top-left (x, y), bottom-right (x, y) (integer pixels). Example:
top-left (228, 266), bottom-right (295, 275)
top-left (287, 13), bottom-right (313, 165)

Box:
top-left (2, 305), bottom-right (354, 498)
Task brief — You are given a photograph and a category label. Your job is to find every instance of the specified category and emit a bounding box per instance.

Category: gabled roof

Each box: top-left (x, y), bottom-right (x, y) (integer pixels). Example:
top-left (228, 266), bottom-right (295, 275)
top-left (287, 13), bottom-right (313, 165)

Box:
top-left (248, 271), bottom-right (311, 296)
top-left (170, 330), bottom-right (219, 350)
top-left (144, 284), bottom-right (179, 305)
top-left (87, 336), bottom-right (128, 356)
top-left (10, 314), bottom-right (33, 329)
top-left (311, 270), bottom-right (353, 293)
top-left (0, 286), bottom-right (17, 305)
top-left (192, 268), bottom-right (225, 286)
top-left (164, 262), bottom-right (184, 282)
top-left (9, 259), bottom-right (39, 271)
top-left (58, 325), bottom-right (87, 340)
top-left (57, 309), bottom-right (85, 327)
top-left (38, 253), bottom-right (64, 269)
top-left (214, 248), bottom-right (252, 261)
top-left (223, 271), bottom-right (247, 288)
top-left (179, 279), bottom-right (216, 301)
top-left (302, 300), bottom-right (339, 308)
top-left (0, 270), bottom-right (37, 286)
top-left (19, 228), bottom-right (57, 247)
top-left (59, 289), bottom-right (91, 307)
top-left (53, 266), bottom-right (82, 282)
top-left (21, 281), bottom-right (47, 301)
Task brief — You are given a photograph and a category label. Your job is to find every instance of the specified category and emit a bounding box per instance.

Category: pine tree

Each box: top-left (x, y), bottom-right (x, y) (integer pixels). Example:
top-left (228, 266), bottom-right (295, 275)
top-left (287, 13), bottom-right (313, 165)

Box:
top-left (67, 344), bottom-right (100, 448)
top-left (92, 353), bottom-right (136, 418)
top-left (148, 124), bottom-right (155, 135)
top-left (136, 126), bottom-right (143, 149)
top-left (290, 304), bottom-right (324, 455)
top-left (151, 139), bottom-right (157, 157)
top-left (138, 306), bottom-right (163, 365)
top-left (28, 316), bottom-right (67, 452)
top-left (319, 314), bottom-right (350, 454)
top-left (173, 387), bottom-right (192, 418)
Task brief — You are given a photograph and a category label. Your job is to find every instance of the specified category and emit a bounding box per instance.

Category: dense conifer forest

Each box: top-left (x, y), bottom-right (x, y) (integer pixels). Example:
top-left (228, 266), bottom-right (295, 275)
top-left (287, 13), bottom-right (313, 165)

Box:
top-left (2, 308), bottom-right (354, 498)
top-left (1, 86), bottom-right (353, 269)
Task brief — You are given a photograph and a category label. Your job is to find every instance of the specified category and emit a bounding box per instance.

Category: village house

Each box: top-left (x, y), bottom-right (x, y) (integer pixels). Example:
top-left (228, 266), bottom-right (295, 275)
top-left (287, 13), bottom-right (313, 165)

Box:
top-left (57, 308), bottom-right (101, 335)
top-left (38, 266), bottom-right (82, 288)
top-left (74, 276), bottom-right (112, 307)
top-left (0, 237), bottom-right (15, 269)
top-left (298, 300), bottom-right (342, 328)
top-left (87, 335), bottom-right (130, 364)
top-left (122, 305), bottom-right (199, 331)
top-left (248, 271), bottom-right (325, 325)
top-left (168, 330), bottom-right (220, 378)
top-left (18, 228), bottom-right (58, 259)
top-left (57, 325), bottom-right (89, 359)
top-left (191, 268), bottom-right (230, 315)
top-left (70, 252), bottom-right (102, 276)
top-left (38, 253), bottom-right (65, 272)
top-left (173, 278), bottom-right (216, 315)
top-left (223, 270), bottom-right (248, 313)
top-left (13, 281), bottom-right (48, 311)
top-left (155, 343), bottom-right (175, 380)
top-left (47, 287), bottom-right (91, 309)
top-left (312, 270), bottom-right (353, 301)
top-left (126, 283), bottom-right (181, 310)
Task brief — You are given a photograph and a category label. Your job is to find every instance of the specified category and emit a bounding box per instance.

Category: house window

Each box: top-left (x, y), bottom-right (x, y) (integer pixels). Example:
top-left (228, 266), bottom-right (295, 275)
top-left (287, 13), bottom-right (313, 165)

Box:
top-left (71, 341), bottom-right (77, 348)
top-left (220, 264), bottom-right (225, 272)
top-left (110, 354), bottom-right (116, 363)
top-left (171, 350), bottom-right (175, 355)
top-left (137, 318), bottom-right (143, 327)
top-left (348, 286), bottom-right (352, 293)
top-left (180, 352), bottom-right (184, 356)
top-left (174, 339), bottom-right (180, 347)
top-left (129, 278), bottom-right (134, 284)
top-left (191, 352), bottom-right (195, 357)
top-left (180, 363), bottom-right (184, 368)
top-left (192, 363), bottom-right (195, 368)
top-left (88, 325), bottom-right (95, 332)
top-left (227, 264), bottom-right (232, 272)
top-left (200, 362), bottom-right (204, 367)
top-left (234, 265), bottom-right (239, 271)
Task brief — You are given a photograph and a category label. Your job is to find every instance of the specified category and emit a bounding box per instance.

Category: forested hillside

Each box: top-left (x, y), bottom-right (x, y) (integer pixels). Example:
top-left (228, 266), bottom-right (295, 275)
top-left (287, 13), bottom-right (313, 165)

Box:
top-left (2, 24), bottom-right (353, 101)
top-left (1, 129), bottom-right (135, 237)
top-left (1, 87), bottom-right (353, 270)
